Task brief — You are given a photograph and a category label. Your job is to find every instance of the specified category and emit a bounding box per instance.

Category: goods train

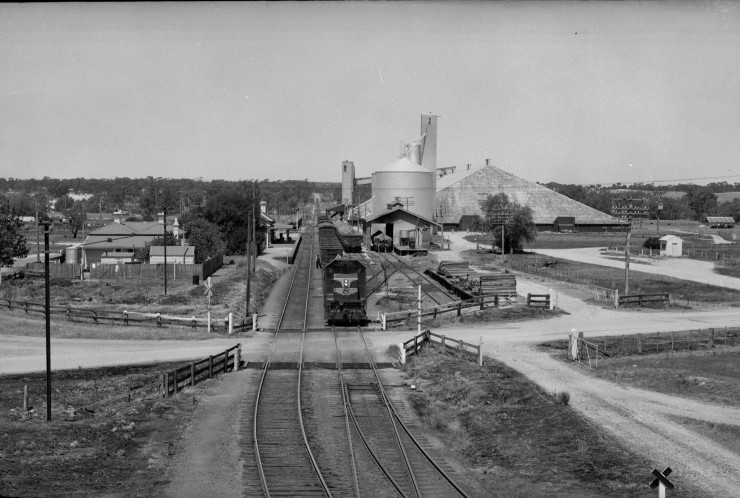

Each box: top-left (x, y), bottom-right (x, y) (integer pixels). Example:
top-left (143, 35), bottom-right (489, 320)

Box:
top-left (317, 217), bottom-right (367, 324)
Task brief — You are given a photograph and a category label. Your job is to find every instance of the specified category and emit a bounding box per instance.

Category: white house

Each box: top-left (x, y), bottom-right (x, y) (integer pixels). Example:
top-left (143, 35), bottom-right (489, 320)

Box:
top-left (659, 235), bottom-right (683, 257)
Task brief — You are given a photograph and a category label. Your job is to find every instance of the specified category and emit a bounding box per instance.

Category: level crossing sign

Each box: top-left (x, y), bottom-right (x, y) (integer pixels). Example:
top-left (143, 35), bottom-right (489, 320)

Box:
top-left (650, 467), bottom-right (674, 497)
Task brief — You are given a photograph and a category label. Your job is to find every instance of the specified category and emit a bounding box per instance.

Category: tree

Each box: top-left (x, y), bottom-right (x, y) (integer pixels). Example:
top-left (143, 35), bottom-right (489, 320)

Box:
top-left (480, 193), bottom-right (536, 253)
top-left (0, 203), bottom-right (29, 267)
top-left (182, 217), bottom-right (226, 263)
top-left (63, 201), bottom-right (86, 238)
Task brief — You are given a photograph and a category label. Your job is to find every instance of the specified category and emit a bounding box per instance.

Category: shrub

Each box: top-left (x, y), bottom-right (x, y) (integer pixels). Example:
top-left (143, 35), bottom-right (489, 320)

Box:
top-left (643, 237), bottom-right (661, 250)
top-left (554, 391), bottom-right (571, 405)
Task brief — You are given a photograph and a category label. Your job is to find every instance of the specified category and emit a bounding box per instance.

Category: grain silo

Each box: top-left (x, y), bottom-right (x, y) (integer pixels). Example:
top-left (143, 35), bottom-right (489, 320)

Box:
top-left (371, 157), bottom-right (434, 219)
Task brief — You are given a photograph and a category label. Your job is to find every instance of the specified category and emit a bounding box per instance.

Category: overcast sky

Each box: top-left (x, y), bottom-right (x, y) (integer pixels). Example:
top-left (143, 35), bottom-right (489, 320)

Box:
top-left (1, 1), bottom-right (739, 186)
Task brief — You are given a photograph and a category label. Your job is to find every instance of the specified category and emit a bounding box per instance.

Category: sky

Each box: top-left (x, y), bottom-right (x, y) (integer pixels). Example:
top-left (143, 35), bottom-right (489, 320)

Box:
top-left (1, 1), bottom-right (740, 186)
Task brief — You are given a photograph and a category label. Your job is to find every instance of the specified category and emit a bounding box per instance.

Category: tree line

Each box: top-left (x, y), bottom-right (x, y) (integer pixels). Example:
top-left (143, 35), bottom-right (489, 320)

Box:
top-left (541, 182), bottom-right (740, 221)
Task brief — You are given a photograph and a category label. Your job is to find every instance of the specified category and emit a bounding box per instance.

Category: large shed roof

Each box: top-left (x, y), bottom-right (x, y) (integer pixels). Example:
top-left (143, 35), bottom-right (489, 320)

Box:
top-left (436, 164), bottom-right (621, 226)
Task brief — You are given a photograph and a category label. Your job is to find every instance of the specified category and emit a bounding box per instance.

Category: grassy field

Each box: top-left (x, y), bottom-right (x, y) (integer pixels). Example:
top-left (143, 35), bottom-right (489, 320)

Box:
top-left (540, 333), bottom-right (740, 408)
top-left (0, 362), bottom-right (220, 497)
top-left (401, 347), bottom-right (702, 497)
top-left (468, 251), bottom-right (740, 308)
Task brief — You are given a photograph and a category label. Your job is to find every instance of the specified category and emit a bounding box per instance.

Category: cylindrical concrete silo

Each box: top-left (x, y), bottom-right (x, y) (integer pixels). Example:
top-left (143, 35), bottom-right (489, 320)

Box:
top-left (371, 157), bottom-right (434, 219)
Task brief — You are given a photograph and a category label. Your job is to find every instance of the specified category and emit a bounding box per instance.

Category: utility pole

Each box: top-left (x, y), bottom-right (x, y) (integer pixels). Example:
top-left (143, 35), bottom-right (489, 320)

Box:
top-left (36, 203), bottom-right (40, 262)
top-left (163, 208), bottom-right (168, 296)
top-left (252, 182), bottom-right (257, 272)
top-left (245, 212), bottom-right (251, 316)
top-left (44, 222), bottom-right (52, 421)
top-left (624, 219), bottom-right (631, 295)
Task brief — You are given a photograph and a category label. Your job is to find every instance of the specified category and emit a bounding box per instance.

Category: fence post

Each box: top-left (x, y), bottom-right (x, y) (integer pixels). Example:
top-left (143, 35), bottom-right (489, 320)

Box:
top-left (67, 308), bottom-right (71, 321)
top-left (190, 362), bottom-right (196, 387)
top-left (433, 307), bottom-right (438, 320)
top-left (414, 334), bottom-right (418, 356)
top-left (253, 313), bottom-right (257, 332)
top-left (550, 289), bottom-right (555, 310)
top-left (228, 313), bottom-right (233, 335)
top-left (457, 302), bottom-right (462, 317)
top-left (192, 317), bottom-right (196, 330)
top-left (236, 344), bottom-right (242, 370)
top-left (441, 335), bottom-right (446, 354)
top-left (157, 313), bottom-right (162, 327)
top-left (578, 331), bottom-right (584, 360)
top-left (173, 370), bottom-right (179, 394)
top-left (526, 293), bottom-right (531, 306)
top-left (398, 343), bottom-right (406, 365)
top-left (381, 313), bottom-right (386, 330)
top-left (710, 328), bottom-right (715, 347)
top-left (159, 373), bottom-right (164, 398)
top-left (478, 336), bottom-right (483, 367)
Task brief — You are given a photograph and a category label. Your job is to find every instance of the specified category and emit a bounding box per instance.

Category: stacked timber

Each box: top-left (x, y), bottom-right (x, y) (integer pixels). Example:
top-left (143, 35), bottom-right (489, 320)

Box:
top-left (479, 273), bottom-right (517, 296)
top-left (437, 261), bottom-right (472, 278)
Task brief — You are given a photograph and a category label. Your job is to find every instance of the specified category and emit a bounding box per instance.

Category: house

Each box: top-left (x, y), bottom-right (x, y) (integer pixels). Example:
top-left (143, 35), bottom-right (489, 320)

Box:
top-left (659, 235), bottom-right (683, 257)
top-left (149, 245), bottom-right (195, 265)
top-left (80, 218), bottom-right (175, 267)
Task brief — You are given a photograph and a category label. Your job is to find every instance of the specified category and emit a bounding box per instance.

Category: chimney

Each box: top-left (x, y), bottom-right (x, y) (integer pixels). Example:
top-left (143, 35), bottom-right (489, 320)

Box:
top-left (260, 200), bottom-right (267, 214)
top-left (113, 210), bottom-right (123, 224)
top-left (467, 163), bottom-right (471, 171)
top-left (485, 158), bottom-right (491, 166)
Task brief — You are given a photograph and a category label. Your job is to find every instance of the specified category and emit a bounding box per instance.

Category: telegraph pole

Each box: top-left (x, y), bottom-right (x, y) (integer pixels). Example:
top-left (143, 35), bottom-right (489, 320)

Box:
top-left (246, 212), bottom-right (251, 316)
top-left (252, 182), bottom-right (257, 272)
top-left (163, 208), bottom-right (168, 295)
top-left (624, 219), bottom-right (631, 295)
top-left (44, 222), bottom-right (52, 421)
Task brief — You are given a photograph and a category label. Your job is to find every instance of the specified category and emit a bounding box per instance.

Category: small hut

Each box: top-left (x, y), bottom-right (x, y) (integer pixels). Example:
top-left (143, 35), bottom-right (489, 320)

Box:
top-left (659, 235), bottom-right (683, 257)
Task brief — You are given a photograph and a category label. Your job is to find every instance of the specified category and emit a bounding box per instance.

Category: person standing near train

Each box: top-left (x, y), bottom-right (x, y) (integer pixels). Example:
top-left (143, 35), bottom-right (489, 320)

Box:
top-left (316, 254), bottom-right (322, 269)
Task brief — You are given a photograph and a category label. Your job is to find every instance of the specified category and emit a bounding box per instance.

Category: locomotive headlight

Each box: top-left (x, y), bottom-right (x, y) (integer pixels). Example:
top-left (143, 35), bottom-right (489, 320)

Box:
top-left (344, 279), bottom-right (348, 288)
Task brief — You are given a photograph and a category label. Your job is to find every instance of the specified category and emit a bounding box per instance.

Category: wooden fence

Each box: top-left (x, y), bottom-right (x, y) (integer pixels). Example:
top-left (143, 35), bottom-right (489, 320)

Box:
top-left (381, 294), bottom-right (508, 330)
top-left (618, 293), bottom-right (670, 307)
top-left (567, 328), bottom-right (740, 369)
top-left (400, 330), bottom-right (482, 365)
top-left (0, 298), bottom-right (255, 333)
top-left (526, 293), bottom-right (551, 308)
top-left (84, 344), bottom-right (241, 411)
top-left (26, 262), bottom-right (82, 279)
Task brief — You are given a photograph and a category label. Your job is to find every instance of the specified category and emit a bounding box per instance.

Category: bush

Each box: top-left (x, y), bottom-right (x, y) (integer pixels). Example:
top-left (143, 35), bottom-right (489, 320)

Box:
top-left (643, 237), bottom-right (661, 250)
top-left (554, 391), bottom-right (571, 405)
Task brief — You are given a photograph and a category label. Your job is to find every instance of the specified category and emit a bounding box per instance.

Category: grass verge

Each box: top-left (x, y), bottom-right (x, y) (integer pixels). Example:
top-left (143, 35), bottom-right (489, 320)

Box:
top-left (0, 362), bottom-right (213, 497)
top-left (401, 347), bottom-right (695, 497)
top-left (665, 415), bottom-right (740, 456)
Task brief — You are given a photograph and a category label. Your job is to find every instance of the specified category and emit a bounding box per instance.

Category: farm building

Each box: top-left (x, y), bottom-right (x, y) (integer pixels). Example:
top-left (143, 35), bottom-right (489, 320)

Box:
top-left (660, 235), bottom-right (683, 257)
top-left (706, 216), bottom-right (735, 229)
top-left (435, 162), bottom-right (623, 232)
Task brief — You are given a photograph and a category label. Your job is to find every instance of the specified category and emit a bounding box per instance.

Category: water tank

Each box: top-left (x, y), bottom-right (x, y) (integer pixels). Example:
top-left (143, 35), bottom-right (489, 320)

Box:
top-left (371, 157), bottom-right (434, 219)
top-left (65, 245), bottom-right (82, 265)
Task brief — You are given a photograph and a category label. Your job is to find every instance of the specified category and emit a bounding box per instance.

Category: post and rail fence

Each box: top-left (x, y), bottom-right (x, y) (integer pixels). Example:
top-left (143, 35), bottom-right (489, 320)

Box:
top-left (0, 298), bottom-right (257, 333)
top-left (83, 344), bottom-right (242, 411)
top-left (399, 330), bottom-right (483, 366)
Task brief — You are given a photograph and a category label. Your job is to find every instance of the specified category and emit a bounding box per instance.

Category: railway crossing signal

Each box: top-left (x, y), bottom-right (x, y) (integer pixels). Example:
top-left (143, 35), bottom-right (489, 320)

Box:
top-left (650, 467), bottom-right (674, 497)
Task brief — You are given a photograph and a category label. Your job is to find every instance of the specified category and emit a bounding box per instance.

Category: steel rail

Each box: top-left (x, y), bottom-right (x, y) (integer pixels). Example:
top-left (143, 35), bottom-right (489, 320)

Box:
top-left (358, 327), bottom-right (470, 498)
top-left (356, 324), bottom-right (422, 498)
top-left (253, 231), bottom-right (332, 498)
top-left (343, 382), bottom-right (410, 498)
top-left (380, 252), bottom-right (442, 305)
top-left (331, 326), bottom-right (361, 498)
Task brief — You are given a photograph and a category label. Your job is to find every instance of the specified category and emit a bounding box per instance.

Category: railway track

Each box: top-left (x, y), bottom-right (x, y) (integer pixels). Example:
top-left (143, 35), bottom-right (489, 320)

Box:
top-left (251, 226), bottom-right (470, 497)
top-left (377, 252), bottom-right (453, 306)
top-left (334, 326), bottom-right (469, 498)
top-left (253, 231), bottom-right (330, 497)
